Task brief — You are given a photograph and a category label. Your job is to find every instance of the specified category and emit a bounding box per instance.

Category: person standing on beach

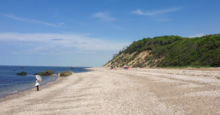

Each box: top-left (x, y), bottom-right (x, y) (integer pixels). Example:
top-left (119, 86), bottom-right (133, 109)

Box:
top-left (35, 79), bottom-right (40, 91)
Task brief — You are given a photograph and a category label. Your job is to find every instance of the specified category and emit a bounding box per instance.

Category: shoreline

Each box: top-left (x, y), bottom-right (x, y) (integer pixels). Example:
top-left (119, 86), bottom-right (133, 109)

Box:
top-left (1, 67), bottom-right (220, 114)
top-left (0, 75), bottom-right (63, 102)
top-left (0, 67), bottom-right (91, 101)
top-left (0, 75), bottom-right (59, 99)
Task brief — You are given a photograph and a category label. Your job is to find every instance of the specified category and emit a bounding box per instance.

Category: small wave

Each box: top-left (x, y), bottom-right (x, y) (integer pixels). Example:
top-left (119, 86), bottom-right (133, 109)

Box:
top-left (11, 90), bottom-right (17, 93)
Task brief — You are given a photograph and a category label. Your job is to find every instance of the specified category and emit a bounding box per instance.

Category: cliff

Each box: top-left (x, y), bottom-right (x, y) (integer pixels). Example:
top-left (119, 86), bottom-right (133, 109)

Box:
top-left (103, 34), bottom-right (220, 68)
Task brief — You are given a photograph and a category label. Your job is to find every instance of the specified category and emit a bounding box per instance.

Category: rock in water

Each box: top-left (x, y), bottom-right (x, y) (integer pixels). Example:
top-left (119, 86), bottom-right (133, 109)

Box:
top-left (71, 67), bottom-right (75, 69)
top-left (35, 70), bottom-right (54, 76)
top-left (17, 71), bottom-right (27, 75)
top-left (34, 73), bottom-right (39, 75)
top-left (58, 71), bottom-right (74, 77)
top-left (46, 70), bottom-right (54, 75)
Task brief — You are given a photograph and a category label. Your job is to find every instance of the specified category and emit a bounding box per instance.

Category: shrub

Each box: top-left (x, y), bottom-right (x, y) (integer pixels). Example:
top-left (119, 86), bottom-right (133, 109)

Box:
top-left (104, 34), bottom-right (220, 68)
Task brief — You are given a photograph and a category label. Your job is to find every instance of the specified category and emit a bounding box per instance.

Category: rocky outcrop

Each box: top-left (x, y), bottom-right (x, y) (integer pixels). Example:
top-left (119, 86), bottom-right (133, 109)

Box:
top-left (34, 73), bottom-right (39, 75)
top-left (58, 71), bottom-right (74, 77)
top-left (71, 67), bottom-right (75, 69)
top-left (17, 71), bottom-right (27, 75)
top-left (34, 70), bottom-right (54, 76)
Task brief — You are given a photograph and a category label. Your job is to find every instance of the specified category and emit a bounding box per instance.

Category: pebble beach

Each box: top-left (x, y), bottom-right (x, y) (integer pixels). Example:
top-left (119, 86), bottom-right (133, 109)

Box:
top-left (1, 67), bottom-right (220, 115)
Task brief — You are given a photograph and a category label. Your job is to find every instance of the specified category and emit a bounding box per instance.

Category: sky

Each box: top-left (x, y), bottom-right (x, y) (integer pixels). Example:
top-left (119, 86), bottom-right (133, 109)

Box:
top-left (0, 0), bottom-right (220, 67)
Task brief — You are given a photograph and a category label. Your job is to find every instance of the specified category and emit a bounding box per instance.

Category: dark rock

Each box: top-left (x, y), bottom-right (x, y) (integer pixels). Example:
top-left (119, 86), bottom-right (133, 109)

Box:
top-left (46, 70), bottom-right (54, 75)
top-left (71, 67), bottom-right (75, 69)
top-left (34, 73), bottom-right (39, 75)
top-left (40, 71), bottom-right (47, 76)
top-left (20, 67), bottom-right (24, 69)
top-left (58, 71), bottom-right (73, 77)
top-left (37, 70), bottom-right (54, 76)
top-left (17, 71), bottom-right (27, 75)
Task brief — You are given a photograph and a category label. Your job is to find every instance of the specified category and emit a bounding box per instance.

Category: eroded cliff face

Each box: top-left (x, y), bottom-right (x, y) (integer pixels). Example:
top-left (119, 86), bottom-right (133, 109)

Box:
top-left (103, 50), bottom-right (162, 68)
top-left (104, 34), bottom-right (220, 68)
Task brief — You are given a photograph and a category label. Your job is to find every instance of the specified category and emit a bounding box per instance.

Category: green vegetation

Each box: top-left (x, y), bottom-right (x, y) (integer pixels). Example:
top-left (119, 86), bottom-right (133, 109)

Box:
top-left (105, 34), bottom-right (220, 67)
top-left (17, 71), bottom-right (27, 75)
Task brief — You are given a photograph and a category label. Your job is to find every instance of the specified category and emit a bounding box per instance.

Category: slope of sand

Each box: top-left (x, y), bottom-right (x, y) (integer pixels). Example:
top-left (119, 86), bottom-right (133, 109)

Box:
top-left (1, 67), bottom-right (220, 114)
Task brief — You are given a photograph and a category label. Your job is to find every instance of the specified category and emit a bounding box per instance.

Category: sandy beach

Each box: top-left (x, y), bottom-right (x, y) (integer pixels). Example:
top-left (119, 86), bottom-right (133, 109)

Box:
top-left (1, 67), bottom-right (220, 115)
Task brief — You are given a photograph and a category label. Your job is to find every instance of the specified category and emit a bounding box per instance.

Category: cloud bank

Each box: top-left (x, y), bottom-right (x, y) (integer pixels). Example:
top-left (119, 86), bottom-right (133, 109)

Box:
top-left (132, 8), bottom-right (180, 16)
top-left (2, 14), bottom-right (62, 27)
top-left (92, 12), bottom-right (116, 21)
top-left (0, 33), bottom-right (130, 54)
top-left (187, 33), bottom-right (205, 38)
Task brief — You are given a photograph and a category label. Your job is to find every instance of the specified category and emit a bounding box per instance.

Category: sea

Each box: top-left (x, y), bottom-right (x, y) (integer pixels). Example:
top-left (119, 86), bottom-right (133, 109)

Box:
top-left (0, 65), bottom-right (90, 98)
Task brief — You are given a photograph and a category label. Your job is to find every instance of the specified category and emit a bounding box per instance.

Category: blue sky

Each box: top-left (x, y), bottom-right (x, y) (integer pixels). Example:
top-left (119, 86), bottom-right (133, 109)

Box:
top-left (0, 0), bottom-right (220, 67)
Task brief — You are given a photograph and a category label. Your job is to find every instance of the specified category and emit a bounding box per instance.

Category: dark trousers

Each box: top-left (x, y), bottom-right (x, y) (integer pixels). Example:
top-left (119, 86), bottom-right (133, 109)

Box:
top-left (36, 86), bottom-right (39, 91)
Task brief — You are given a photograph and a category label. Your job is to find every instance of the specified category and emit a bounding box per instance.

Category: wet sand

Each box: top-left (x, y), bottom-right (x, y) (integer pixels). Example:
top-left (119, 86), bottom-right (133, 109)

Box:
top-left (1, 67), bottom-right (220, 115)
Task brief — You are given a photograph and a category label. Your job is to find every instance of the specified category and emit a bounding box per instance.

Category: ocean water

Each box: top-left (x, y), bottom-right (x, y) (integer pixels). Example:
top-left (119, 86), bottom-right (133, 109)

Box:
top-left (0, 65), bottom-right (90, 98)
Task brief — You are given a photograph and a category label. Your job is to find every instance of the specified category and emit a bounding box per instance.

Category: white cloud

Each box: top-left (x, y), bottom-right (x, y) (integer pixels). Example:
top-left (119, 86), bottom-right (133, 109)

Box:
top-left (2, 14), bottom-right (58, 27)
top-left (132, 8), bottom-right (180, 16)
top-left (93, 12), bottom-right (116, 21)
top-left (187, 33), bottom-right (205, 38)
top-left (132, 10), bottom-right (146, 15)
top-left (28, 45), bottom-right (61, 54)
top-left (0, 33), bottom-right (130, 54)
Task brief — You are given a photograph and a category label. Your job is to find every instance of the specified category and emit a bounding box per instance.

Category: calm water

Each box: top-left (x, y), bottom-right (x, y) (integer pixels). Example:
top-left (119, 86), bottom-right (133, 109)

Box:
top-left (0, 65), bottom-right (90, 98)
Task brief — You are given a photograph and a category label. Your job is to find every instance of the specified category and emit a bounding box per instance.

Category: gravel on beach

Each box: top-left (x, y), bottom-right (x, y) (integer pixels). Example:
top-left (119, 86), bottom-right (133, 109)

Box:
top-left (1, 67), bottom-right (220, 115)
